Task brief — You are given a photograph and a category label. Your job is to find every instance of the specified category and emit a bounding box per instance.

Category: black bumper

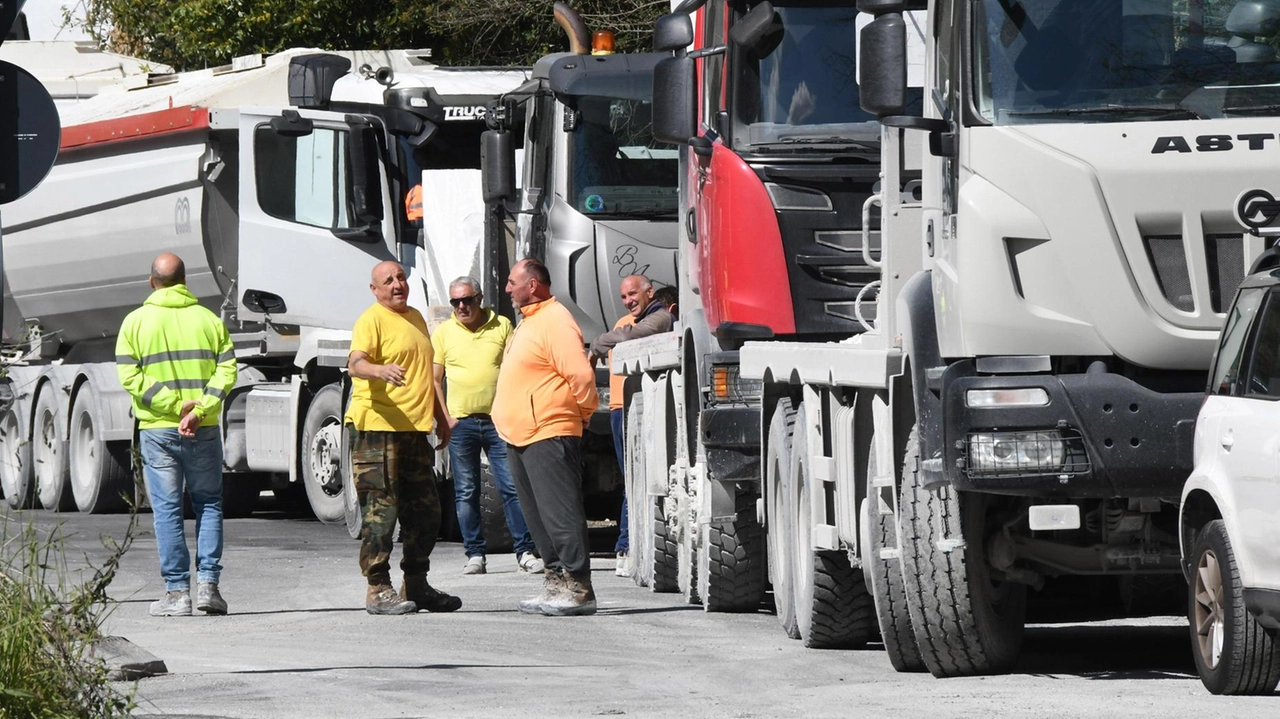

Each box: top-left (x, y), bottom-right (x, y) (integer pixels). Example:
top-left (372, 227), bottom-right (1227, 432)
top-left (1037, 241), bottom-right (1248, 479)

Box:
top-left (942, 364), bottom-right (1200, 498)
top-left (702, 404), bottom-right (760, 483)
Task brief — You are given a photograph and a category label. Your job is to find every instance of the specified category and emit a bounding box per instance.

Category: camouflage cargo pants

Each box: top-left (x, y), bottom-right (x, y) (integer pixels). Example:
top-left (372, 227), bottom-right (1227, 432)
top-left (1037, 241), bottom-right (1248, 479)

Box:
top-left (350, 428), bottom-right (441, 585)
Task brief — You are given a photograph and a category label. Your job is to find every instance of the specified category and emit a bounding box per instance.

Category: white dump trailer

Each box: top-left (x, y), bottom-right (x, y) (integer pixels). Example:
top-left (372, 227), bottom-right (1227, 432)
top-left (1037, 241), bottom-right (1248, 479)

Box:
top-left (0, 48), bottom-right (527, 526)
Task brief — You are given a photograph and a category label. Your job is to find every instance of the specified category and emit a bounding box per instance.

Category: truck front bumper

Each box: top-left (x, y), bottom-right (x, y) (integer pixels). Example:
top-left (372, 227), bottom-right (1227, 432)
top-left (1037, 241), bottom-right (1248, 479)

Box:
top-left (942, 365), bottom-right (1200, 498)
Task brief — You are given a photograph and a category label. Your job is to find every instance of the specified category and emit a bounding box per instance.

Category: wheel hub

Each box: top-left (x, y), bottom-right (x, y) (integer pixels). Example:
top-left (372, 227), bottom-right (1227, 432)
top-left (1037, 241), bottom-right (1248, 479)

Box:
top-left (309, 422), bottom-right (342, 496)
top-left (1194, 548), bottom-right (1225, 670)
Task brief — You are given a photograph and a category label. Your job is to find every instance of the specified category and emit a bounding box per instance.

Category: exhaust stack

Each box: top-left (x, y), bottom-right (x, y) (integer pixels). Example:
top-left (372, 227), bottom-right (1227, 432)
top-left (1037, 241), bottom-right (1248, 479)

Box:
top-left (553, 2), bottom-right (592, 55)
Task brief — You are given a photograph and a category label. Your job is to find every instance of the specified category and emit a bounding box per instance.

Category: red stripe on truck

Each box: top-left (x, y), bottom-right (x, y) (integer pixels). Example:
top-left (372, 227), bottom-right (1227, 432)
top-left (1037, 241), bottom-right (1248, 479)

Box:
top-left (60, 106), bottom-right (211, 150)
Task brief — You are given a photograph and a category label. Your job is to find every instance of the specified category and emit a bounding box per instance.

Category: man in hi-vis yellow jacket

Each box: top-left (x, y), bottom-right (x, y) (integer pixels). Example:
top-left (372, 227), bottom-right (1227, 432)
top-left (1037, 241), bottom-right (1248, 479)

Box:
top-left (117, 253), bottom-right (237, 617)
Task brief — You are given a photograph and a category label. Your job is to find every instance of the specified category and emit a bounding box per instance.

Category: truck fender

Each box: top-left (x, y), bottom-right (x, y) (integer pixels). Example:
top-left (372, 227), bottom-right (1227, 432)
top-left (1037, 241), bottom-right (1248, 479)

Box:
top-left (894, 270), bottom-right (947, 488)
top-left (72, 363), bottom-right (136, 443)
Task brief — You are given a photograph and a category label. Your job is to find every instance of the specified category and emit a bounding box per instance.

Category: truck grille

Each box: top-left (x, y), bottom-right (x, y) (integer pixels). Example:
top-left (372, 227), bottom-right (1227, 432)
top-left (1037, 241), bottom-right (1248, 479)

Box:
top-left (1144, 233), bottom-right (1246, 314)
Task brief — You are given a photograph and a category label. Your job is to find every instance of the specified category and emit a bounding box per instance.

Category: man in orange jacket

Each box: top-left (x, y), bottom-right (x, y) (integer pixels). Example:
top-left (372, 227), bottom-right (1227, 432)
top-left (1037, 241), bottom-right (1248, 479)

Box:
top-left (493, 258), bottom-right (600, 616)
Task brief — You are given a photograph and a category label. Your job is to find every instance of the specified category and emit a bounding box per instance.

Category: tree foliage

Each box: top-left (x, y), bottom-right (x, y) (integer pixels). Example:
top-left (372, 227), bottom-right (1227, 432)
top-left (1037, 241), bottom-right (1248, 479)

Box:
top-left (70, 0), bottom-right (670, 71)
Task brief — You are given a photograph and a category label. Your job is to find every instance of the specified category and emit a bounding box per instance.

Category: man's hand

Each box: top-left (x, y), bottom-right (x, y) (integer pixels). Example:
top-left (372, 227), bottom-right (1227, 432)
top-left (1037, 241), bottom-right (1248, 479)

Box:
top-left (375, 363), bottom-right (407, 387)
top-left (447, 415), bottom-right (460, 430)
top-left (180, 400), bottom-right (198, 417)
top-left (178, 411), bottom-right (201, 438)
top-left (435, 421), bottom-right (451, 448)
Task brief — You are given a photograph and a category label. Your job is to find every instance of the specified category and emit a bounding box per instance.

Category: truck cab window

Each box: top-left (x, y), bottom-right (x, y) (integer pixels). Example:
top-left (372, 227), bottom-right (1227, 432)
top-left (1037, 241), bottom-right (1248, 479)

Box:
top-left (569, 96), bottom-right (678, 218)
top-left (255, 126), bottom-right (355, 229)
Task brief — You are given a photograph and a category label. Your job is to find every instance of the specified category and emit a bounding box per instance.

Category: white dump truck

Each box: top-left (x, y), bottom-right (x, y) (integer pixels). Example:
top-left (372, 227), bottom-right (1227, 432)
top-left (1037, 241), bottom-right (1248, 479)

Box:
top-left (0, 48), bottom-right (527, 526)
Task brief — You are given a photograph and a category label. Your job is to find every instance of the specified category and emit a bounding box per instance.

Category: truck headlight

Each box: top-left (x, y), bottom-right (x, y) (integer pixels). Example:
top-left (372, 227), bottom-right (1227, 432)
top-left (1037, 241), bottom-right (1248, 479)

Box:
top-left (967, 431), bottom-right (1066, 475)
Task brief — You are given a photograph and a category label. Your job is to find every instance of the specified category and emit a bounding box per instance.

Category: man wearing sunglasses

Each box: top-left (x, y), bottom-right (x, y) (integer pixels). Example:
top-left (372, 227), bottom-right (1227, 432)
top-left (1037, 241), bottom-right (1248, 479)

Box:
top-left (432, 277), bottom-right (543, 576)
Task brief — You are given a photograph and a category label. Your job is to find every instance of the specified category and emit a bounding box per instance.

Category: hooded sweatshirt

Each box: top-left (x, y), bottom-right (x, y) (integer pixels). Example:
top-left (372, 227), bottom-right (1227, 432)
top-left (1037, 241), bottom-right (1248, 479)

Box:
top-left (116, 285), bottom-right (237, 429)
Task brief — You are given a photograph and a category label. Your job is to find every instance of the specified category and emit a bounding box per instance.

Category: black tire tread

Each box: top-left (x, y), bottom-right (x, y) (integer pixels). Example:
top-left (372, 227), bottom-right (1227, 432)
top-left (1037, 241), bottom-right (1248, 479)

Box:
top-left (703, 492), bottom-right (767, 612)
top-left (899, 430), bottom-right (1022, 677)
top-left (803, 550), bottom-right (877, 649)
top-left (869, 504), bottom-right (926, 671)
top-left (652, 499), bottom-right (680, 593)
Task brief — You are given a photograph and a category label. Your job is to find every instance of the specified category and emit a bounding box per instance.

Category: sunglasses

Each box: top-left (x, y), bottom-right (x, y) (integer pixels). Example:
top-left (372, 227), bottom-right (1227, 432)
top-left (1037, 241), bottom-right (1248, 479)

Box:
top-left (450, 294), bottom-right (480, 308)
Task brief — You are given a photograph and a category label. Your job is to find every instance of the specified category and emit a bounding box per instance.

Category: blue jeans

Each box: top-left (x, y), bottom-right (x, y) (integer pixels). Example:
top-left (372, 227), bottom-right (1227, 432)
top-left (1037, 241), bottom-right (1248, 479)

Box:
top-left (612, 408), bottom-right (628, 554)
top-left (140, 426), bottom-right (224, 591)
top-left (449, 415), bottom-right (535, 557)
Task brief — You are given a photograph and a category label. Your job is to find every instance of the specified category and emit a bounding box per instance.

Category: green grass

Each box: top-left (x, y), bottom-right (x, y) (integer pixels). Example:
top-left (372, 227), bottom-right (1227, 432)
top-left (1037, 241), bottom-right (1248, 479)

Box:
top-left (0, 505), bottom-right (139, 719)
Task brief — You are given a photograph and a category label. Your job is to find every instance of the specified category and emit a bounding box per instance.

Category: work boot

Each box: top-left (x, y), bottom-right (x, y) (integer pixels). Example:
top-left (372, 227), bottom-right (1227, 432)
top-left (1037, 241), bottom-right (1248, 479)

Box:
top-left (402, 575), bottom-right (462, 613)
top-left (150, 589), bottom-right (192, 617)
top-left (196, 582), bottom-right (228, 615)
top-left (518, 568), bottom-right (565, 614)
top-left (541, 570), bottom-right (597, 617)
top-left (366, 584), bottom-right (417, 615)
top-left (518, 551), bottom-right (545, 574)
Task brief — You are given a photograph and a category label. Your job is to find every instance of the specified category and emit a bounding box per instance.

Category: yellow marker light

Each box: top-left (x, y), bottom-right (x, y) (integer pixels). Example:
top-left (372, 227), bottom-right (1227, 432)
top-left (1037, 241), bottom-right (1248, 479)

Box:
top-left (712, 367), bottom-right (730, 400)
top-left (592, 30), bottom-right (617, 55)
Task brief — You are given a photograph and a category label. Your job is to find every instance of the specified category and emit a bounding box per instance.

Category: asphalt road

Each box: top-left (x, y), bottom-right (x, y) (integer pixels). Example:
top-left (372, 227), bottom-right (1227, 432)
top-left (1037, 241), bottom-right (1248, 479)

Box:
top-left (2, 501), bottom-right (1273, 719)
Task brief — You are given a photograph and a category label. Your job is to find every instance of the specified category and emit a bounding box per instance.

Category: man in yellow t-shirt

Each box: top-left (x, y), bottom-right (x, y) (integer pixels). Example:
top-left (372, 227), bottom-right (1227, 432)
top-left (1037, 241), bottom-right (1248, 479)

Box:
top-left (433, 276), bottom-right (542, 576)
top-left (346, 260), bottom-right (460, 616)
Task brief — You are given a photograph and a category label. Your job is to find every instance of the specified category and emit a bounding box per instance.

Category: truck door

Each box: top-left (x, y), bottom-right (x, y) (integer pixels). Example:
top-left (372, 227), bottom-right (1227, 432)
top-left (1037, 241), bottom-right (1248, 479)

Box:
top-left (237, 108), bottom-right (396, 329)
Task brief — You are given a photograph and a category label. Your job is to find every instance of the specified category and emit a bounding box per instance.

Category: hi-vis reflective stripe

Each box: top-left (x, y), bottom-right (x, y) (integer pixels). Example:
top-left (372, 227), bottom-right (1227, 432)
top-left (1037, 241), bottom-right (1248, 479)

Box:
top-left (205, 386), bottom-right (227, 400)
top-left (140, 379), bottom-right (210, 406)
top-left (116, 349), bottom-right (232, 367)
top-left (405, 185), bottom-right (423, 221)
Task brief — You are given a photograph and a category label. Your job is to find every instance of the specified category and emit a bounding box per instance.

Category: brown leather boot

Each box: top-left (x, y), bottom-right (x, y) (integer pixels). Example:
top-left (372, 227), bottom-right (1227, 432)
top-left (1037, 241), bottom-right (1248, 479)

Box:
top-left (540, 570), bottom-right (597, 616)
top-left (401, 575), bottom-right (462, 613)
top-left (518, 568), bottom-right (565, 614)
top-left (366, 584), bottom-right (417, 615)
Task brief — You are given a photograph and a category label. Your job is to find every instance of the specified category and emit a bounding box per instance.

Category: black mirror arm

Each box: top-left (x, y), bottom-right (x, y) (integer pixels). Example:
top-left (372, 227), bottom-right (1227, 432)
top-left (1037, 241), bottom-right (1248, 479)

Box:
top-left (689, 135), bottom-right (714, 159)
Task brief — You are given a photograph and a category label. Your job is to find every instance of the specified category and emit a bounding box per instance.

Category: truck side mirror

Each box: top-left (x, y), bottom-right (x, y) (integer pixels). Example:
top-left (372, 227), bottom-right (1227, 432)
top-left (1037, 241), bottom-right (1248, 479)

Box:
top-left (653, 13), bottom-right (694, 52)
top-left (652, 56), bottom-right (697, 145)
top-left (729, 1), bottom-right (781, 55)
top-left (858, 13), bottom-right (908, 118)
top-left (481, 129), bottom-right (516, 205)
top-left (270, 110), bottom-right (313, 138)
top-left (347, 117), bottom-right (384, 226)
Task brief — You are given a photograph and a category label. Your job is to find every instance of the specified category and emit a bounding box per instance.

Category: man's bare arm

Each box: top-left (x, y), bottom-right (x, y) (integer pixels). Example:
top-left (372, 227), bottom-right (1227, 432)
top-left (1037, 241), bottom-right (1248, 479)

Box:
top-left (348, 350), bottom-right (406, 387)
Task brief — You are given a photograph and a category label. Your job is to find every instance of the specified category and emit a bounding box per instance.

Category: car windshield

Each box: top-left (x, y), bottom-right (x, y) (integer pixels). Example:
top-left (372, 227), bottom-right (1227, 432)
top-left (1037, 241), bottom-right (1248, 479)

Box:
top-left (974, 0), bottom-right (1280, 125)
top-left (569, 96), bottom-right (679, 219)
top-left (732, 2), bottom-right (881, 151)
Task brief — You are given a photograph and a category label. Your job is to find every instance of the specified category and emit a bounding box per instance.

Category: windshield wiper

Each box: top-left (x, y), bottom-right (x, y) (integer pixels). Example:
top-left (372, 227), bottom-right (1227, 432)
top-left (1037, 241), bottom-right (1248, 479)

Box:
top-left (752, 138), bottom-right (880, 154)
top-left (1222, 104), bottom-right (1280, 116)
top-left (590, 209), bottom-right (678, 221)
top-left (1005, 104), bottom-right (1205, 120)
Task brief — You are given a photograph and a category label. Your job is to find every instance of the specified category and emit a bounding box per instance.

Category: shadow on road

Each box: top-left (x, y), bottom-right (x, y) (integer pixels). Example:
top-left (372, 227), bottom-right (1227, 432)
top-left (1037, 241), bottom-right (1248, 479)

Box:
top-left (1014, 622), bottom-right (1197, 680)
top-left (226, 662), bottom-right (561, 675)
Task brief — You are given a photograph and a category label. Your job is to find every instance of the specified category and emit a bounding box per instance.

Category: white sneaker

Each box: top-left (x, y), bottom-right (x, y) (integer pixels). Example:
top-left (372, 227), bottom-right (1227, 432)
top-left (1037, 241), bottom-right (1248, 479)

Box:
top-left (518, 551), bottom-right (545, 574)
top-left (463, 555), bottom-right (487, 575)
top-left (615, 552), bottom-right (633, 578)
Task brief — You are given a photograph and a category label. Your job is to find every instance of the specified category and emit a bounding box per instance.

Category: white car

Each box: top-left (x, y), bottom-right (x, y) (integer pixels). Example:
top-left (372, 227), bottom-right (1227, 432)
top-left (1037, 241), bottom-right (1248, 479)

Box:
top-left (1181, 271), bottom-right (1280, 695)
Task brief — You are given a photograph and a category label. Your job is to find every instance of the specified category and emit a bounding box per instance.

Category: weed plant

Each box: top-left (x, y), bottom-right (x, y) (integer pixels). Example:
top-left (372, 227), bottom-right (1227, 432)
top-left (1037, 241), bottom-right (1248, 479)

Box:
top-left (0, 501), bottom-right (139, 718)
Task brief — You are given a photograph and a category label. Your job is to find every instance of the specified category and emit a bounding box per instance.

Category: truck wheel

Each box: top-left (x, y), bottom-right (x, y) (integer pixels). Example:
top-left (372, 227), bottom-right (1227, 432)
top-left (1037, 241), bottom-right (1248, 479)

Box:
top-left (301, 384), bottom-right (346, 524)
top-left (678, 505), bottom-right (701, 605)
top-left (625, 399), bottom-right (654, 588)
top-left (0, 404), bottom-right (34, 509)
top-left (766, 398), bottom-right (800, 639)
top-left (1189, 519), bottom-right (1280, 695)
top-left (899, 429), bottom-right (1025, 676)
top-left (342, 421), bottom-right (361, 539)
top-left (68, 383), bottom-right (130, 514)
top-left (33, 386), bottom-right (73, 511)
top-left (791, 408), bottom-right (876, 648)
top-left (698, 490), bottom-right (767, 612)
top-left (862, 440), bottom-right (925, 672)
top-left (480, 467), bottom-right (514, 554)
top-left (651, 498), bottom-right (680, 593)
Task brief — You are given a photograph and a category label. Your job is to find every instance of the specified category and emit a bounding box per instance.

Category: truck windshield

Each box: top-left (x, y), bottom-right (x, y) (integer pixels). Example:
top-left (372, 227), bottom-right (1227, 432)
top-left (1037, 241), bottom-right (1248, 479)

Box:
top-left (569, 96), bottom-right (678, 218)
top-left (732, 2), bottom-right (879, 152)
top-left (974, 0), bottom-right (1280, 124)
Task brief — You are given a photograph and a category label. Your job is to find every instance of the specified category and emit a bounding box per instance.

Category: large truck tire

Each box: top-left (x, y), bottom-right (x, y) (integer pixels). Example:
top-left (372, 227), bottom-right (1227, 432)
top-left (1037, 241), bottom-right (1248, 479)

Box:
top-left (899, 429), bottom-right (1026, 677)
top-left (1189, 519), bottom-right (1280, 695)
top-left (32, 386), bottom-right (74, 511)
top-left (480, 467), bottom-right (514, 554)
top-left (301, 383), bottom-right (346, 524)
top-left (790, 406), bottom-right (876, 648)
top-left (698, 490), bottom-right (767, 612)
top-left (625, 399), bottom-right (654, 588)
top-left (766, 398), bottom-right (800, 639)
top-left (68, 383), bottom-right (131, 514)
top-left (861, 439), bottom-right (926, 672)
top-left (0, 403), bottom-right (35, 509)
top-left (652, 498), bottom-right (680, 593)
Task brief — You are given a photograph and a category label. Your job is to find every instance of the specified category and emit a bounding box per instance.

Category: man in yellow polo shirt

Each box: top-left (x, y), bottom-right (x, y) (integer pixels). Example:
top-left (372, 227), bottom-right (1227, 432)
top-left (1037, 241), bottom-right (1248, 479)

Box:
top-left (433, 276), bottom-right (543, 576)
top-left (346, 260), bottom-right (461, 616)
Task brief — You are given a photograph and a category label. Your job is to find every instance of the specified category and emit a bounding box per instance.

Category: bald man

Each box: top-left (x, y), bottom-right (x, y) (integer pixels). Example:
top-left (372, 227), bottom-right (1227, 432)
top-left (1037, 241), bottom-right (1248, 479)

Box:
top-left (345, 260), bottom-right (461, 615)
top-left (588, 275), bottom-right (674, 577)
top-left (118, 253), bottom-right (237, 616)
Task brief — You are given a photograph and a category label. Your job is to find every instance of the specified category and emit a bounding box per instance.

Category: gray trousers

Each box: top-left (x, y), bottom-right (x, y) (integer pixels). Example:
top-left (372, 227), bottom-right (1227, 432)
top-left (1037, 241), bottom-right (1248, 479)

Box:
top-left (506, 436), bottom-right (590, 575)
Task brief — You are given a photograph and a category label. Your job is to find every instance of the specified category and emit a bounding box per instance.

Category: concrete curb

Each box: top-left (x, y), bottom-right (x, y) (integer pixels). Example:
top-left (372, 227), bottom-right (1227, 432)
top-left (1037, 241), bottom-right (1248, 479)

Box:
top-left (92, 635), bottom-right (168, 680)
